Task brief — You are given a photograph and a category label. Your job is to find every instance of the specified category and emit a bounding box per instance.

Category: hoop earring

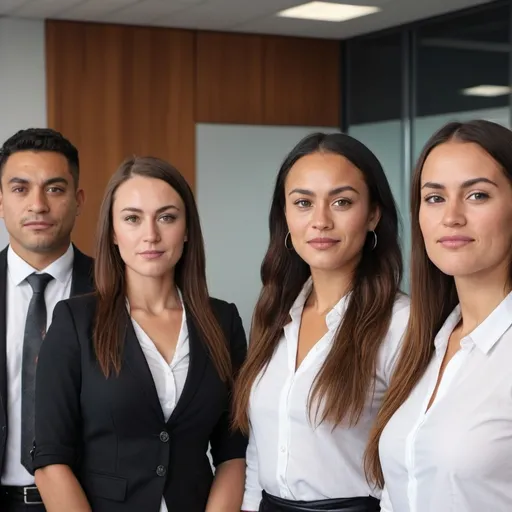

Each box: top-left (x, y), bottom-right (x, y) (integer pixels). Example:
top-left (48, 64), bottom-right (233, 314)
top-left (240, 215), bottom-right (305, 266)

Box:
top-left (370, 230), bottom-right (377, 251)
top-left (285, 231), bottom-right (294, 250)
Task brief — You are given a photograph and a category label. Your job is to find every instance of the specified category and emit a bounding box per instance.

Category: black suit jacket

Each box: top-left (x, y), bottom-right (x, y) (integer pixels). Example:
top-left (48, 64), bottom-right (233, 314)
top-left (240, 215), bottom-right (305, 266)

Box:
top-left (33, 293), bottom-right (248, 512)
top-left (0, 245), bottom-right (94, 475)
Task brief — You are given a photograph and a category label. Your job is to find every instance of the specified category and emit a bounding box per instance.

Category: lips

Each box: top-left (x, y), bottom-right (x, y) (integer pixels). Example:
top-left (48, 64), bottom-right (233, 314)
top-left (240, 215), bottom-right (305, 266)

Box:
top-left (307, 237), bottom-right (340, 250)
top-left (139, 250), bottom-right (164, 260)
top-left (23, 221), bottom-right (53, 229)
top-left (438, 235), bottom-right (474, 248)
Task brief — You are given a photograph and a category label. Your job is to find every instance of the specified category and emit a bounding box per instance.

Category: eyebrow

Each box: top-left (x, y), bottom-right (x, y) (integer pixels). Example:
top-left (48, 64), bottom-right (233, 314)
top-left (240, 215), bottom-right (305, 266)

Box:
top-left (421, 177), bottom-right (499, 190)
top-left (120, 204), bottom-right (180, 214)
top-left (288, 186), bottom-right (359, 196)
top-left (8, 177), bottom-right (69, 186)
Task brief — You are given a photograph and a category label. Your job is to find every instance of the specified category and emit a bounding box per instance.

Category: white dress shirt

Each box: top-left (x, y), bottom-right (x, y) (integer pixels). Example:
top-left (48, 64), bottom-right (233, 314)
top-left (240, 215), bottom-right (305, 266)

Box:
top-left (242, 278), bottom-right (410, 510)
top-left (379, 292), bottom-right (512, 512)
top-left (130, 290), bottom-right (189, 512)
top-left (2, 244), bottom-right (74, 486)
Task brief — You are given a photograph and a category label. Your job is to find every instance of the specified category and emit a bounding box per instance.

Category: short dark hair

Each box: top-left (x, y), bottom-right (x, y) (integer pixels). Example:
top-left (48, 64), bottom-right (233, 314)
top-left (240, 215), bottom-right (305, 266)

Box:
top-left (0, 128), bottom-right (79, 187)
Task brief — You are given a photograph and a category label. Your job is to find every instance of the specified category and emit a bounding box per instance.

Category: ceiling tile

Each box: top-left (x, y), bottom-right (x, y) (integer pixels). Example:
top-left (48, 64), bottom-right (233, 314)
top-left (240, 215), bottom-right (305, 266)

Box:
top-left (105, 0), bottom-right (201, 25)
top-left (152, 0), bottom-right (303, 31)
top-left (12, 0), bottom-right (84, 17)
top-left (55, 0), bottom-right (139, 21)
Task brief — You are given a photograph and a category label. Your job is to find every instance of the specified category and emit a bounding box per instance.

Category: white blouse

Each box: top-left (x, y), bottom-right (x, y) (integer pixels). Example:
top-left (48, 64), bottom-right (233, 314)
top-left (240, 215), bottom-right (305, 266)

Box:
top-left (242, 278), bottom-right (410, 510)
top-left (379, 292), bottom-right (512, 512)
top-left (130, 293), bottom-right (189, 512)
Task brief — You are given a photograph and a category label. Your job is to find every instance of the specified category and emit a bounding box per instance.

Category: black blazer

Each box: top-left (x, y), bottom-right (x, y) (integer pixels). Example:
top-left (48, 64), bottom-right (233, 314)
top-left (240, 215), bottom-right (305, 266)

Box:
top-left (33, 293), bottom-right (248, 512)
top-left (0, 245), bottom-right (94, 475)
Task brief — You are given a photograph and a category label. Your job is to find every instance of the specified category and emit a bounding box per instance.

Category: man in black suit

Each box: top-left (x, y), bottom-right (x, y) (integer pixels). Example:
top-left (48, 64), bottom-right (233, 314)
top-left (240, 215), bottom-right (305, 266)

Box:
top-left (0, 128), bottom-right (94, 511)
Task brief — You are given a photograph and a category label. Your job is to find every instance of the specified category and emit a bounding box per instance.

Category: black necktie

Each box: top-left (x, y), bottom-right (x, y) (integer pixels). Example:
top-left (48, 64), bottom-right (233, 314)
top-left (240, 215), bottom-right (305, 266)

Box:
top-left (21, 272), bottom-right (54, 473)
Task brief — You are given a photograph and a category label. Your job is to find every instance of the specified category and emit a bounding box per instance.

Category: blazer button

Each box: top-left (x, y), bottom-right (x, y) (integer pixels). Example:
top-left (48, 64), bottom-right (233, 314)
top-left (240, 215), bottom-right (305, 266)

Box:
top-left (156, 465), bottom-right (167, 477)
top-left (159, 431), bottom-right (170, 443)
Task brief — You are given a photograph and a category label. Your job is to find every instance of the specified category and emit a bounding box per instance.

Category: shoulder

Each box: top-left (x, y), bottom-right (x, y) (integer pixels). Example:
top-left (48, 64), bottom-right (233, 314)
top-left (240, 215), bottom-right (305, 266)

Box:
top-left (208, 296), bottom-right (237, 319)
top-left (55, 292), bottom-right (98, 322)
top-left (391, 292), bottom-right (410, 317)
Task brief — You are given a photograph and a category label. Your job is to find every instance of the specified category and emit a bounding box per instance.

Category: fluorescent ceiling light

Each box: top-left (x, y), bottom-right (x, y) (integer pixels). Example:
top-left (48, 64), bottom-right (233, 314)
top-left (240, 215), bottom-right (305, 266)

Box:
top-left (276, 2), bottom-right (381, 22)
top-left (461, 85), bottom-right (511, 97)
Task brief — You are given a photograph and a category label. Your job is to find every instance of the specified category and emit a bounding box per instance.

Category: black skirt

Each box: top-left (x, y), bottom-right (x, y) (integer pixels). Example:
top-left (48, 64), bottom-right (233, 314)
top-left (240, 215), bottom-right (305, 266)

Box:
top-left (259, 491), bottom-right (380, 512)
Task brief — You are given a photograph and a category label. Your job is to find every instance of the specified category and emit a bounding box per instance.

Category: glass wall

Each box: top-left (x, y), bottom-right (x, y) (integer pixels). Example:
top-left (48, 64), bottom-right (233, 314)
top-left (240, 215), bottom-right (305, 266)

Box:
top-left (343, 0), bottom-right (511, 289)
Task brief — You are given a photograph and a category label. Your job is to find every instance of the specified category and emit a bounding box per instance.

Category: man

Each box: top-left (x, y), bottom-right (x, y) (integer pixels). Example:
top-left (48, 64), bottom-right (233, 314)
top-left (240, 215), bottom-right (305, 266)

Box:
top-left (0, 128), bottom-right (94, 511)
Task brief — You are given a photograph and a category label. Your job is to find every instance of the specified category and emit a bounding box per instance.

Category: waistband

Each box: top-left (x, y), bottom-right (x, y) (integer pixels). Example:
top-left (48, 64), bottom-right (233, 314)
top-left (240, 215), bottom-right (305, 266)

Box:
top-left (259, 491), bottom-right (380, 512)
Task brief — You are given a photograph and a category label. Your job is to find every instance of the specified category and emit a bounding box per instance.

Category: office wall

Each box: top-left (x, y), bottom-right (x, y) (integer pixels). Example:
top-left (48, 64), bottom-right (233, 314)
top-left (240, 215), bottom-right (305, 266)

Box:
top-left (0, 18), bottom-right (47, 249)
top-left (196, 123), bottom-right (336, 332)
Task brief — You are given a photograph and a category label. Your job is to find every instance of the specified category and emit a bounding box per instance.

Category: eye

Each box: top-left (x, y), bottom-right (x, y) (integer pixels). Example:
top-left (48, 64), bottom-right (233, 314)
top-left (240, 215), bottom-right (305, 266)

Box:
top-left (294, 199), bottom-right (311, 208)
top-left (159, 214), bottom-right (177, 223)
top-left (11, 187), bottom-right (25, 193)
top-left (425, 195), bottom-right (444, 204)
top-left (124, 215), bottom-right (139, 223)
top-left (47, 187), bottom-right (64, 194)
top-left (468, 191), bottom-right (489, 201)
top-left (333, 198), bottom-right (352, 207)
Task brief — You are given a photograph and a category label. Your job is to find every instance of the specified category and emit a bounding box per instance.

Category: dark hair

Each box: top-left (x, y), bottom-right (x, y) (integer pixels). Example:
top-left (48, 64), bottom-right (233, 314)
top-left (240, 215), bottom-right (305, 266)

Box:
top-left (233, 132), bottom-right (403, 432)
top-left (93, 156), bottom-right (231, 381)
top-left (0, 128), bottom-right (79, 187)
top-left (365, 119), bottom-right (512, 487)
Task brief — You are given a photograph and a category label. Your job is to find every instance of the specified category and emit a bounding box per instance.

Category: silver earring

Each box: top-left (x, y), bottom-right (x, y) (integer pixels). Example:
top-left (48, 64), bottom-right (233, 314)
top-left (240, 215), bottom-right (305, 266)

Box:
top-left (285, 231), bottom-right (294, 250)
top-left (370, 230), bottom-right (377, 250)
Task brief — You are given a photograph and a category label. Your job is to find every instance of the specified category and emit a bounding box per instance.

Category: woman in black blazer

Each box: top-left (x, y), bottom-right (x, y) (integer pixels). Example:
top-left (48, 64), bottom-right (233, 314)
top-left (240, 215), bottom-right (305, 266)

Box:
top-left (32, 157), bottom-right (248, 512)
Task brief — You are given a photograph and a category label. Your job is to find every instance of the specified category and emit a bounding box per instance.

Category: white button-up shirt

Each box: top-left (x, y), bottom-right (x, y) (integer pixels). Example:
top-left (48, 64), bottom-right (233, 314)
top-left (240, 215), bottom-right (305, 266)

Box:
top-left (242, 278), bottom-right (410, 510)
top-left (2, 244), bottom-right (74, 486)
top-left (130, 290), bottom-right (189, 512)
top-left (379, 292), bottom-right (512, 512)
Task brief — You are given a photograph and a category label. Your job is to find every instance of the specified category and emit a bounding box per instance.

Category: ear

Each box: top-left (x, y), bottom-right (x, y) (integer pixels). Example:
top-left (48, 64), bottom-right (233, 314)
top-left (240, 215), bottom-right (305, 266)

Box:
top-left (368, 204), bottom-right (381, 232)
top-left (0, 188), bottom-right (4, 219)
top-left (75, 188), bottom-right (85, 216)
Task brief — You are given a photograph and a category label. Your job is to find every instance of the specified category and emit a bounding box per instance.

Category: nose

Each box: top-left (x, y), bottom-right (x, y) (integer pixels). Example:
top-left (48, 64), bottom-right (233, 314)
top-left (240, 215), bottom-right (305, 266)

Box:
top-left (311, 203), bottom-right (333, 230)
top-left (442, 197), bottom-right (467, 227)
top-left (142, 219), bottom-right (161, 243)
top-left (28, 188), bottom-right (50, 214)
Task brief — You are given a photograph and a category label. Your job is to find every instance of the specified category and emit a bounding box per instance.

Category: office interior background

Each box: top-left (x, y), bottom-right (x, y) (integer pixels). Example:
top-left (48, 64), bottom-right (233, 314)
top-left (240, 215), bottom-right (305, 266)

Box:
top-left (0, 0), bottom-right (509, 329)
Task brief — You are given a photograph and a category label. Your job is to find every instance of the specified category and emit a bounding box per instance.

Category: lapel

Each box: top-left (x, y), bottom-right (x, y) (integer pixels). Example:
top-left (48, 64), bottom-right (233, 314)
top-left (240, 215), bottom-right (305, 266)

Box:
top-left (123, 304), bottom-right (208, 425)
top-left (70, 245), bottom-right (94, 296)
top-left (0, 247), bottom-right (7, 419)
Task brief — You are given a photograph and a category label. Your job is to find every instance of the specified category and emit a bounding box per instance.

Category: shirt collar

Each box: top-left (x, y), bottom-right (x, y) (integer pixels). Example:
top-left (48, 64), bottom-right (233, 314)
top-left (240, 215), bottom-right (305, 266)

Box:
top-left (434, 291), bottom-right (512, 356)
top-left (289, 276), bottom-right (349, 330)
top-left (468, 291), bottom-right (512, 354)
top-left (7, 243), bottom-right (74, 286)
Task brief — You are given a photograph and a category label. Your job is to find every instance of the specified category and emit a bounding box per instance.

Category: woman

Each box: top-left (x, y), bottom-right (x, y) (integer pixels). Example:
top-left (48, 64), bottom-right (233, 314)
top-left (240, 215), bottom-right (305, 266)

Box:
top-left (366, 120), bottom-right (512, 511)
top-left (32, 157), bottom-right (247, 512)
top-left (233, 132), bottom-right (410, 512)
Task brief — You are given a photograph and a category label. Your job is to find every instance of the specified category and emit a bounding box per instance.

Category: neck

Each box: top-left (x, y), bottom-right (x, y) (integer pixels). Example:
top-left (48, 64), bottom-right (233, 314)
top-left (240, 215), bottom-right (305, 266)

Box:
top-left (454, 263), bottom-right (510, 335)
top-left (125, 269), bottom-right (180, 315)
top-left (10, 239), bottom-right (70, 271)
top-left (307, 267), bottom-right (353, 314)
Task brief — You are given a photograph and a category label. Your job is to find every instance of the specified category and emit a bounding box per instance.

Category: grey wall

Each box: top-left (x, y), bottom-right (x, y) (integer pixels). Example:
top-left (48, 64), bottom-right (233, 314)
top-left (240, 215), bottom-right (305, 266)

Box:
top-left (0, 18), bottom-right (47, 250)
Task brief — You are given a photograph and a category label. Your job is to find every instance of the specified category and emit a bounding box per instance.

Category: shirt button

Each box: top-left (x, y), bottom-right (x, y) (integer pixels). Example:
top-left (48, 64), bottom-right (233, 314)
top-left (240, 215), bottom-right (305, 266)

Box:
top-left (156, 465), bottom-right (167, 477)
top-left (160, 431), bottom-right (170, 443)
top-left (280, 446), bottom-right (286, 453)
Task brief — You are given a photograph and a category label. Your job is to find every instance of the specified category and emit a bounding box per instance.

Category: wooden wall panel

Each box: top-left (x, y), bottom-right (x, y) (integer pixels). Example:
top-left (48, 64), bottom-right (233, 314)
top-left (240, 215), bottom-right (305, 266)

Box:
top-left (46, 20), bottom-right (195, 255)
top-left (195, 32), bottom-right (264, 124)
top-left (263, 36), bottom-right (340, 127)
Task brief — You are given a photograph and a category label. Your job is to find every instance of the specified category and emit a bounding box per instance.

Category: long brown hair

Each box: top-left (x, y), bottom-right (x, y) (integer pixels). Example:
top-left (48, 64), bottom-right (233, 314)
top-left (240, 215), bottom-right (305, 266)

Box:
top-left (93, 156), bottom-right (231, 381)
top-left (232, 132), bottom-right (403, 433)
top-left (365, 119), bottom-right (512, 487)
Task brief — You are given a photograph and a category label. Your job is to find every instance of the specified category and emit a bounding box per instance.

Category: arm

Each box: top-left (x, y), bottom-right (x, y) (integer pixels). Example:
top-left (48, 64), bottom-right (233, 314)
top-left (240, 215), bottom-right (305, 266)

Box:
top-left (33, 301), bottom-right (91, 512)
top-left (206, 304), bottom-right (248, 512)
top-left (240, 427), bottom-right (263, 512)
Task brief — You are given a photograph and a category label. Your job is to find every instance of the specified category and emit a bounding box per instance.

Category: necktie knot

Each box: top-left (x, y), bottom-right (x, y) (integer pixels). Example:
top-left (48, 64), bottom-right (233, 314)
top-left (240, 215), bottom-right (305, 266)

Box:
top-left (26, 273), bottom-right (54, 294)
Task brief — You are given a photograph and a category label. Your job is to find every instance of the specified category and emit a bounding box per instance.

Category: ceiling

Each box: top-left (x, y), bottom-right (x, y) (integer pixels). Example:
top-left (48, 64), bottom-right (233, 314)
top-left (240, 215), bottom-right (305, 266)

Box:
top-left (0, 0), bottom-right (497, 39)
